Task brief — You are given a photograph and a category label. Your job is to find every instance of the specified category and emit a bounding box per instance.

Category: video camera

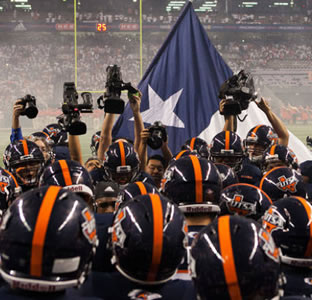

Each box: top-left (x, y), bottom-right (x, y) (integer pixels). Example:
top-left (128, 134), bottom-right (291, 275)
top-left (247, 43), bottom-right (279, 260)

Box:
top-left (97, 65), bottom-right (138, 114)
top-left (219, 70), bottom-right (257, 116)
top-left (307, 136), bottom-right (312, 147)
top-left (58, 82), bottom-right (93, 135)
top-left (20, 94), bottom-right (38, 119)
top-left (147, 121), bottom-right (167, 150)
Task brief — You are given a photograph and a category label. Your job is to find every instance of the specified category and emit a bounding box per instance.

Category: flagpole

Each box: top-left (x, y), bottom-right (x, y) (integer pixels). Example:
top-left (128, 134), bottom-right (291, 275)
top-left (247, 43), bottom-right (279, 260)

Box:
top-left (139, 0), bottom-right (143, 79)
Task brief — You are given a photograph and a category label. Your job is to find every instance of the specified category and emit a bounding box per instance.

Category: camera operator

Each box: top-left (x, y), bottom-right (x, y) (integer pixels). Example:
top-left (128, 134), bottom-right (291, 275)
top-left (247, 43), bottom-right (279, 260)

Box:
top-left (138, 126), bottom-right (172, 188)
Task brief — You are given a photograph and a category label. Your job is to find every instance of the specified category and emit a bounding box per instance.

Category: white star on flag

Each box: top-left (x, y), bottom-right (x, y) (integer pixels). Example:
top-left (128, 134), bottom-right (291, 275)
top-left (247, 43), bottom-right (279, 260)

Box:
top-left (130, 85), bottom-right (185, 128)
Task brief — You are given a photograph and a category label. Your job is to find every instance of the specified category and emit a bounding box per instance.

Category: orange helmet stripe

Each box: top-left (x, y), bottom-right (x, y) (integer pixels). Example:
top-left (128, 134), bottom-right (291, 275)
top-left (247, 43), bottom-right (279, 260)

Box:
top-left (147, 194), bottom-right (163, 282)
top-left (175, 150), bottom-right (187, 160)
top-left (218, 215), bottom-right (242, 300)
top-left (118, 141), bottom-right (126, 166)
top-left (135, 181), bottom-right (148, 195)
top-left (190, 137), bottom-right (196, 150)
top-left (269, 145), bottom-right (277, 156)
top-left (21, 139), bottom-right (29, 155)
top-left (30, 186), bottom-right (61, 277)
top-left (225, 131), bottom-right (230, 150)
top-left (259, 166), bottom-right (285, 190)
top-left (251, 125), bottom-right (263, 136)
top-left (294, 196), bottom-right (312, 257)
top-left (59, 160), bottom-right (73, 186)
top-left (190, 155), bottom-right (203, 203)
top-left (2, 169), bottom-right (19, 187)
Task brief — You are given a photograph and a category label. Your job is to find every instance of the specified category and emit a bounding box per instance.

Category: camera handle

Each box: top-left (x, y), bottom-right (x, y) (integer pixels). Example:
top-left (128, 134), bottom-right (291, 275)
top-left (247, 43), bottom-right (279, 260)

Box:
top-left (237, 113), bottom-right (248, 122)
top-left (97, 96), bottom-right (105, 109)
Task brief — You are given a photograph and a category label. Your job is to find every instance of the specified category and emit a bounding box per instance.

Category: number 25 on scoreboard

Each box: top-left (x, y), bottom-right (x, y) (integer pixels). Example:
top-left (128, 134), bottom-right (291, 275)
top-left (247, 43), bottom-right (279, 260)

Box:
top-left (97, 23), bottom-right (107, 32)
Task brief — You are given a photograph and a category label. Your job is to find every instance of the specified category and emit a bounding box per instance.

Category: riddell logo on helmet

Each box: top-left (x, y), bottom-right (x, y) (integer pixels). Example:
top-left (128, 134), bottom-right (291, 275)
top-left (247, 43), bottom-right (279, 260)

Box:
top-left (277, 175), bottom-right (298, 193)
top-left (12, 280), bottom-right (56, 292)
top-left (186, 207), bottom-right (212, 213)
top-left (67, 185), bottom-right (83, 192)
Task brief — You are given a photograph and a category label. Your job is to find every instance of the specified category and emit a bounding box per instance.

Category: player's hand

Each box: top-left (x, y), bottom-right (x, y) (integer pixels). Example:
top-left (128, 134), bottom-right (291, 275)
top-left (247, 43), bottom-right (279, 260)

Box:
top-left (140, 128), bottom-right (150, 145)
top-left (129, 90), bottom-right (142, 114)
top-left (256, 97), bottom-right (271, 114)
top-left (13, 99), bottom-right (24, 118)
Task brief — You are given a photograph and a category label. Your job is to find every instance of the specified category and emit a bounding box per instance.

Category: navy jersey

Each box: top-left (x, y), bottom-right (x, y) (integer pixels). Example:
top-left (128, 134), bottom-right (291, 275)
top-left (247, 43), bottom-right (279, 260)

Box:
top-left (282, 264), bottom-right (312, 298)
top-left (0, 285), bottom-right (101, 300)
top-left (237, 159), bottom-right (262, 186)
top-left (78, 271), bottom-right (196, 300)
top-left (174, 225), bottom-right (205, 281)
top-left (92, 213), bottom-right (115, 272)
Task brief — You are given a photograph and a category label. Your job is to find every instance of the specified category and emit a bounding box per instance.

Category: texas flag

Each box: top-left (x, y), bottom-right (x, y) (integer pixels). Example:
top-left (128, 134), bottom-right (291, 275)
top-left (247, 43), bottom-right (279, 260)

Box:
top-left (113, 1), bottom-right (312, 163)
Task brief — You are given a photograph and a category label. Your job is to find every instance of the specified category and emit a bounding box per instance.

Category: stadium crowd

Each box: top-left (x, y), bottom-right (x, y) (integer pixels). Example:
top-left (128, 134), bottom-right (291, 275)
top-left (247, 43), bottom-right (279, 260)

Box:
top-left (1, 33), bottom-right (312, 115)
top-left (0, 73), bottom-right (311, 298)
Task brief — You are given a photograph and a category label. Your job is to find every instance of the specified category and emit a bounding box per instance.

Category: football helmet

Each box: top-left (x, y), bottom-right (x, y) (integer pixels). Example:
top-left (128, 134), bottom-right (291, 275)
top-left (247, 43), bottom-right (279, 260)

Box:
top-left (210, 131), bottom-right (244, 171)
top-left (214, 163), bottom-right (238, 189)
top-left (40, 159), bottom-right (94, 205)
top-left (262, 196), bottom-right (312, 267)
top-left (104, 141), bottom-right (140, 187)
top-left (181, 137), bottom-right (209, 159)
top-left (259, 166), bottom-right (306, 201)
top-left (219, 183), bottom-right (272, 220)
top-left (3, 140), bottom-right (45, 191)
top-left (190, 215), bottom-right (280, 300)
top-left (0, 186), bottom-right (97, 292)
top-left (43, 123), bottom-right (68, 146)
top-left (90, 131), bottom-right (101, 157)
top-left (0, 167), bottom-right (21, 216)
top-left (29, 131), bottom-right (54, 146)
top-left (245, 125), bottom-right (278, 165)
top-left (162, 155), bottom-right (222, 214)
top-left (116, 181), bottom-right (160, 211)
top-left (262, 144), bottom-right (298, 172)
top-left (111, 193), bottom-right (187, 284)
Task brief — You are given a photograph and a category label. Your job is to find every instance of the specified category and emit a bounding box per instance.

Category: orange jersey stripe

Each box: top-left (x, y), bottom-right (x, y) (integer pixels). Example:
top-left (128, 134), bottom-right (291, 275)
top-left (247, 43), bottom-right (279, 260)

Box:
top-left (119, 141), bottom-right (126, 166)
top-left (190, 155), bottom-right (203, 203)
top-left (147, 194), bottom-right (163, 282)
top-left (135, 181), bottom-right (148, 195)
top-left (59, 160), bottom-right (73, 186)
top-left (30, 186), bottom-right (61, 277)
top-left (190, 137), bottom-right (196, 150)
top-left (225, 131), bottom-right (230, 150)
top-left (21, 139), bottom-right (29, 155)
top-left (218, 215), bottom-right (242, 300)
top-left (295, 197), bottom-right (312, 257)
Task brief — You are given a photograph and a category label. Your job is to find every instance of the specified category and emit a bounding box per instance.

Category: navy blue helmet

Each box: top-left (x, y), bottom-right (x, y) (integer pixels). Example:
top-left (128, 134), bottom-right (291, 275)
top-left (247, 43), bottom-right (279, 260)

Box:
top-left (214, 163), bottom-right (238, 189)
top-left (210, 131), bottom-right (244, 171)
top-left (245, 125), bottom-right (278, 165)
top-left (40, 159), bottom-right (94, 205)
top-left (0, 186), bottom-right (97, 291)
top-left (219, 183), bottom-right (273, 220)
top-left (262, 196), bottom-right (312, 267)
top-left (262, 144), bottom-right (298, 172)
top-left (3, 140), bottom-right (45, 191)
top-left (190, 215), bottom-right (281, 300)
top-left (111, 193), bottom-right (188, 284)
top-left (43, 123), bottom-right (68, 146)
top-left (162, 155), bottom-right (222, 214)
top-left (181, 137), bottom-right (209, 159)
top-left (259, 166), bottom-right (306, 201)
top-left (104, 141), bottom-right (140, 187)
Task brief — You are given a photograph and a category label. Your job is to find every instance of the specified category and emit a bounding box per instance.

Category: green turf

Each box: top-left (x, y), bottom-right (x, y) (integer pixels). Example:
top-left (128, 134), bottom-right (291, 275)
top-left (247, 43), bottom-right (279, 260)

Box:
top-left (0, 124), bottom-right (311, 169)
